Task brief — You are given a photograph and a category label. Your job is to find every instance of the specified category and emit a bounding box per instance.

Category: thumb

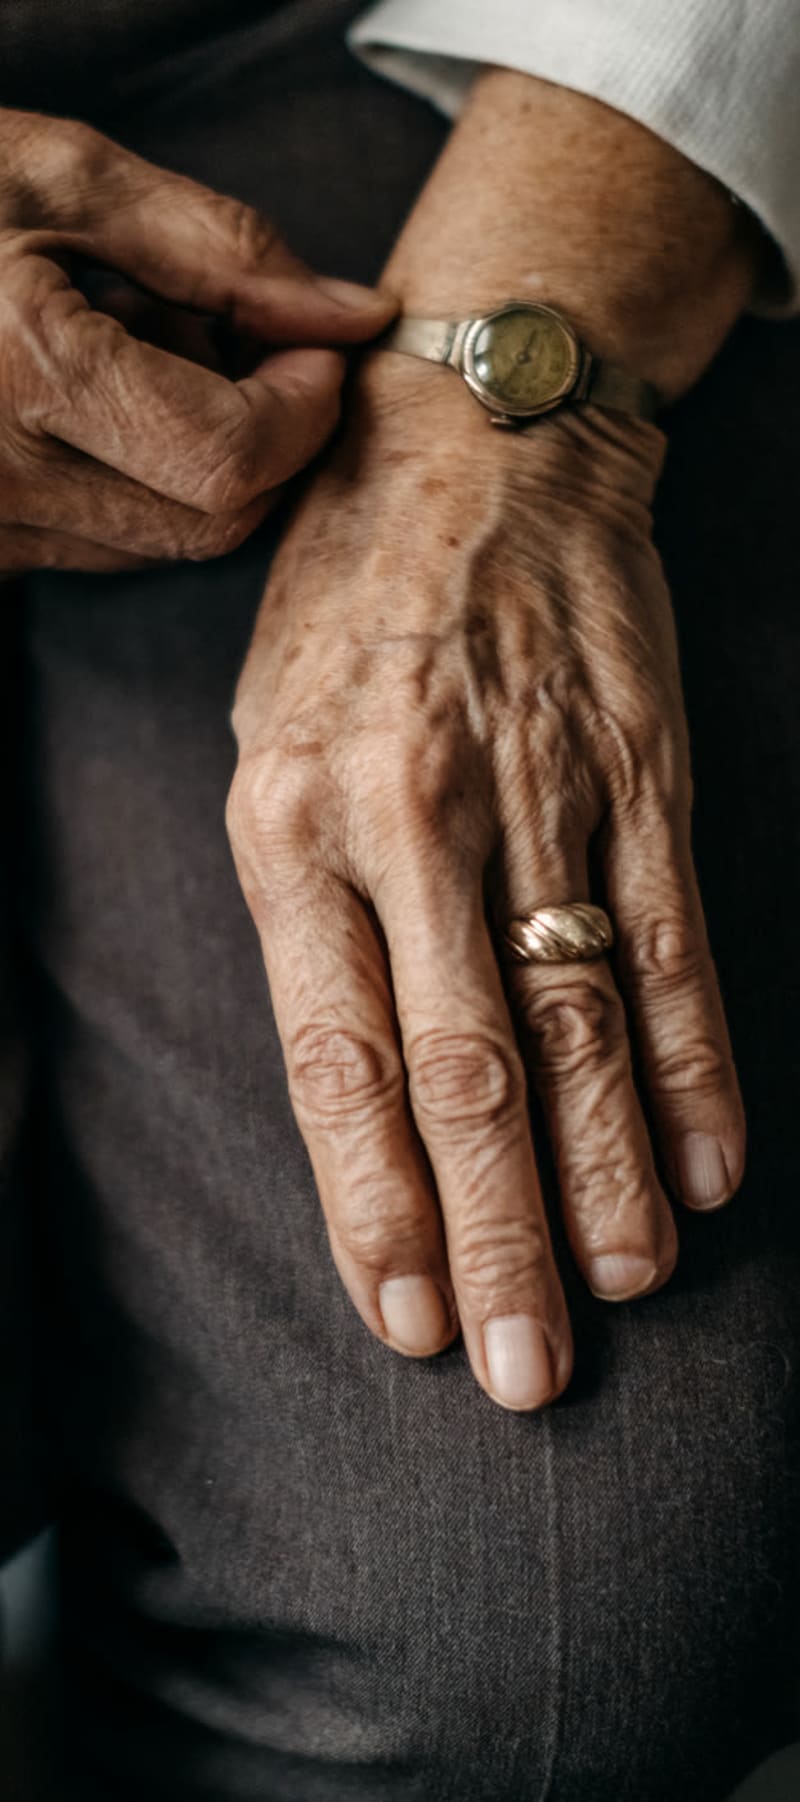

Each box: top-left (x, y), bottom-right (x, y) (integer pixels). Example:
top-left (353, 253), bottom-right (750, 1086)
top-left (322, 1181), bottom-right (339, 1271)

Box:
top-left (42, 120), bottom-right (396, 342)
top-left (240, 346), bottom-right (347, 488)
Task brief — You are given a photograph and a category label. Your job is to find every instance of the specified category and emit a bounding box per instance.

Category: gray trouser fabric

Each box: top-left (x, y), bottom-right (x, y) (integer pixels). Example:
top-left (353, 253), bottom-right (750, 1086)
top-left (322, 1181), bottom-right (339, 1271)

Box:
top-left (2, 5), bottom-right (800, 1799)
top-left (0, 600), bottom-right (45, 1565)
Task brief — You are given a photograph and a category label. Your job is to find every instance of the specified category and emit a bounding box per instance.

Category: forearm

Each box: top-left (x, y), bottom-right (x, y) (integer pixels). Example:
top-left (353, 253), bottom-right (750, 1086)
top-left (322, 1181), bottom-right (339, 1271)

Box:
top-left (374, 69), bottom-right (773, 402)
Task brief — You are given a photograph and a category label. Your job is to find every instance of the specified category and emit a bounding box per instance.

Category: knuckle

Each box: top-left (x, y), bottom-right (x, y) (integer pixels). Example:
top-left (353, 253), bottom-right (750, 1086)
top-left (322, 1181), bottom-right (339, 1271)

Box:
top-left (402, 734), bottom-right (467, 825)
top-left (0, 115), bottom-right (114, 228)
top-left (79, 310), bottom-right (127, 381)
top-left (47, 303), bottom-right (124, 410)
top-left (600, 704), bottom-right (691, 818)
top-left (574, 1160), bottom-right (659, 1231)
top-left (224, 762), bottom-right (256, 851)
top-left (287, 1025), bottom-right (403, 1130)
top-left (209, 196), bottom-right (278, 272)
top-left (9, 119), bottom-right (116, 230)
top-left (188, 506), bottom-right (260, 562)
top-left (455, 1222), bottom-right (551, 1306)
top-left (650, 1034), bottom-right (731, 1102)
top-left (195, 431), bottom-right (261, 513)
top-left (624, 911), bottom-right (706, 991)
top-left (374, 728), bottom-right (492, 852)
top-left (34, 118), bottom-right (108, 200)
top-left (334, 1198), bottom-right (427, 1275)
top-left (525, 978), bottom-right (626, 1081)
top-left (54, 115), bottom-right (105, 168)
top-left (226, 756), bottom-right (312, 868)
top-left (0, 263), bottom-right (87, 426)
top-left (226, 756), bottom-right (278, 843)
top-left (408, 1031), bottom-right (525, 1136)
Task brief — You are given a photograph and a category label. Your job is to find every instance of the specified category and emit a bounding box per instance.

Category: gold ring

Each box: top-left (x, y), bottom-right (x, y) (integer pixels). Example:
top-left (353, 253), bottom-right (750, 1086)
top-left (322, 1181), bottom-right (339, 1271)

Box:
top-left (504, 902), bottom-right (613, 964)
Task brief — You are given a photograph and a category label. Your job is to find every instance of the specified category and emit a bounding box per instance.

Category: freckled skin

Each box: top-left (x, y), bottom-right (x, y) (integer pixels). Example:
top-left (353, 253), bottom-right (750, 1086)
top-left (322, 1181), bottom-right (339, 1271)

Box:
top-left (227, 70), bottom-right (762, 1410)
top-left (229, 374), bottom-right (745, 1408)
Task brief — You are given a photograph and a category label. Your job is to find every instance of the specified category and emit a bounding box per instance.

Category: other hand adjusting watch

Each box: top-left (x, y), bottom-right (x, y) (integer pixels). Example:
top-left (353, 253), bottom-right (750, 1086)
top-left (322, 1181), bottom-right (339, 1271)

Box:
top-left (378, 299), bottom-right (659, 426)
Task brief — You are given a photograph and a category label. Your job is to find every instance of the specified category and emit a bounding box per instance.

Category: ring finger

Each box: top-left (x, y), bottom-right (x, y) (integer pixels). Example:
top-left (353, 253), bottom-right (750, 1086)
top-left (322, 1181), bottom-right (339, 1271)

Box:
top-left (496, 805), bottom-right (678, 1304)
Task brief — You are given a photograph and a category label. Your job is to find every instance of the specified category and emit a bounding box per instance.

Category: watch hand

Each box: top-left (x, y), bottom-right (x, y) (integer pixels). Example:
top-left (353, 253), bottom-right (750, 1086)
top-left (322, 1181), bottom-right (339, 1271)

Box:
top-left (515, 328), bottom-right (538, 366)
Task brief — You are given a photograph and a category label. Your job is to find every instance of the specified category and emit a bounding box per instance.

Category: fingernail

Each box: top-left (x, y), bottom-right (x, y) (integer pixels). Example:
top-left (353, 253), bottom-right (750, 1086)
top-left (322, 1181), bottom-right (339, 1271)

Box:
top-left (677, 1131), bottom-right (730, 1210)
top-left (484, 1315), bottom-right (554, 1411)
top-left (315, 277), bottom-right (394, 312)
top-left (587, 1253), bottom-right (658, 1300)
top-left (379, 1275), bottom-right (452, 1355)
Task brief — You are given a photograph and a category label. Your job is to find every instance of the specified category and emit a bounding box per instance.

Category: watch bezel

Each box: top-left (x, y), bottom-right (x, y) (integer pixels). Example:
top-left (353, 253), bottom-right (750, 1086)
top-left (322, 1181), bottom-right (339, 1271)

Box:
top-left (460, 301), bottom-right (582, 419)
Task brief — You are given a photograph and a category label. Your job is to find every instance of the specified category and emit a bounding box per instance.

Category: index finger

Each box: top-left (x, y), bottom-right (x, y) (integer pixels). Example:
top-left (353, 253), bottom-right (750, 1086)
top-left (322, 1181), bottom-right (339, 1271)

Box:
top-left (13, 112), bottom-right (395, 343)
top-left (18, 262), bottom-right (344, 507)
top-left (224, 840), bottom-right (460, 1360)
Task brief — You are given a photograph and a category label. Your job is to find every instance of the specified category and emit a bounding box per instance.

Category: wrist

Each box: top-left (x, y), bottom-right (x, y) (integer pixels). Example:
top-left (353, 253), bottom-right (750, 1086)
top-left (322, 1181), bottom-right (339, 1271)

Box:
top-left (378, 71), bottom-right (773, 405)
top-left (344, 348), bottom-right (667, 525)
top-left (378, 244), bottom-right (761, 408)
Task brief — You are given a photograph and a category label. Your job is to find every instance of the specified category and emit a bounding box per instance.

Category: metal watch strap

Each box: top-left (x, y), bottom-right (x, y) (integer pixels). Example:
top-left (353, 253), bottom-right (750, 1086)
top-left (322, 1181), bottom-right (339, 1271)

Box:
top-left (379, 316), bottom-right (463, 366)
top-left (577, 355), bottom-right (659, 420)
top-left (379, 315), bottom-right (659, 420)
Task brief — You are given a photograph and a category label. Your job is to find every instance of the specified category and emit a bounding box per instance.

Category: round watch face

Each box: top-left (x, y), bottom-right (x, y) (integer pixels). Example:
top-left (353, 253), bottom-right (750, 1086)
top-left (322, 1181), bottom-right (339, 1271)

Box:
top-left (464, 304), bottom-right (579, 416)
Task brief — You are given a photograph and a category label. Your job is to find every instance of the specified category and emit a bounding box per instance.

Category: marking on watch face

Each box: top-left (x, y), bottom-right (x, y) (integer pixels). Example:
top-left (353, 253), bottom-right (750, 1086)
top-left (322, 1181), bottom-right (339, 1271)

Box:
top-left (471, 307), bottom-right (575, 409)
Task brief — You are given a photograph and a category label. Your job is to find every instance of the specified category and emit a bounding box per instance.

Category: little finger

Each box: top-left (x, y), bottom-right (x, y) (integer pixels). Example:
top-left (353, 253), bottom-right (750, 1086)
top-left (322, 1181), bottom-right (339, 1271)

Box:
top-left (604, 802), bottom-right (746, 1212)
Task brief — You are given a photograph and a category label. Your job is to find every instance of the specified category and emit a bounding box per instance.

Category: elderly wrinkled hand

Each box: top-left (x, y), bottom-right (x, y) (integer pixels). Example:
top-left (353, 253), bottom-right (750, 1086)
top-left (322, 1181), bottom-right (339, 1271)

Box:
top-left (227, 360), bottom-right (746, 1413)
top-left (0, 107), bottom-right (394, 572)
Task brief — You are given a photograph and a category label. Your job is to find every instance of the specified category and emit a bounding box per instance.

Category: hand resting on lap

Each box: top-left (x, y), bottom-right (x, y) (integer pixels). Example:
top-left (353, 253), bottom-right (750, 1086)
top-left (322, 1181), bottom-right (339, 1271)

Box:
top-left (228, 69), bottom-right (767, 1412)
top-left (227, 360), bottom-right (746, 1412)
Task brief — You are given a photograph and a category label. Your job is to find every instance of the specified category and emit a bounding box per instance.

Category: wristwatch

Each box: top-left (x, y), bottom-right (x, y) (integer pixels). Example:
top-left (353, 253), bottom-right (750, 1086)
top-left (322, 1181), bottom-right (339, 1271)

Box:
top-left (378, 299), bottom-right (659, 427)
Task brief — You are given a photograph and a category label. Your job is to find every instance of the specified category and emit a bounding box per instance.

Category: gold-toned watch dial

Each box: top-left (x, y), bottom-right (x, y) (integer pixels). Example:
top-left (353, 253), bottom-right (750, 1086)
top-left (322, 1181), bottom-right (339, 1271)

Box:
top-left (470, 305), bottom-right (577, 410)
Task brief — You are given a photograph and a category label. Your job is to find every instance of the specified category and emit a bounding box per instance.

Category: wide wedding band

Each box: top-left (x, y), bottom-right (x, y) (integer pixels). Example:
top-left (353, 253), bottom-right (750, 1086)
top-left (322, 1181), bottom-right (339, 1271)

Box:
top-left (504, 903), bottom-right (613, 965)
